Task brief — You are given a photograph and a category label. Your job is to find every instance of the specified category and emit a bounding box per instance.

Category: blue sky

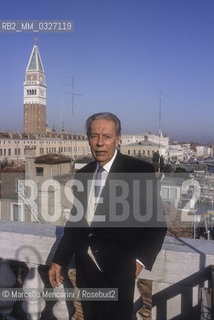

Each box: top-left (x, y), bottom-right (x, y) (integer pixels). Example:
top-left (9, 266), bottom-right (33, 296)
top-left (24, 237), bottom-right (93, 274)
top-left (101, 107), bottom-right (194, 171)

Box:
top-left (0, 0), bottom-right (214, 143)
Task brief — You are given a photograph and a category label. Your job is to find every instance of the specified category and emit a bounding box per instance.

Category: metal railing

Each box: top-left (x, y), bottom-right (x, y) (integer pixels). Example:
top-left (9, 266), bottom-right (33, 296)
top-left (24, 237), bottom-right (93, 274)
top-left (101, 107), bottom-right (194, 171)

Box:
top-left (152, 265), bottom-right (214, 320)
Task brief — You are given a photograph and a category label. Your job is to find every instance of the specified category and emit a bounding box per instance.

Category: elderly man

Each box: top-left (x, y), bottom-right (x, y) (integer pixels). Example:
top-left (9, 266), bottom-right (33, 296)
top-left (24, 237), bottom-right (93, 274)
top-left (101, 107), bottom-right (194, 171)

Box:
top-left (49, 112), bottom-right (166, 320)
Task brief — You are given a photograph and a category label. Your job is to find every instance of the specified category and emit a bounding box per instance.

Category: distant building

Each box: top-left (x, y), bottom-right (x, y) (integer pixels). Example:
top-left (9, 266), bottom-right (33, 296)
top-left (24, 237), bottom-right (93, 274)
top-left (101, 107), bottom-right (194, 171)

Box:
top-left (23, 39), bottom-right (47, 134)
top-left (0, 166), bottom-right (25, 222)
top-left (143, 133), bottom-right (169, 147)
top-left (120, 140), bottom-right (160, 159)
top-left (0, 131), bottom-right (90, 164)
top-left (180, 143), bottom-right (192, 161)
top-left (168, 143), bottom-right (184, 162)
top-left (120, 133), bottom-right (168, 160)
top-left (196, 145), bottom-right (209, 158)
top-left (207, 146), bottom-right (213, 157)
top-left (120, 133), bottom-right (169, 147)
top-left (0, 148), bottom-right (73, 225)
top-left (120, 134), bottom-right (144, 145)
top-left (196, 145), bottom-right (214, 158)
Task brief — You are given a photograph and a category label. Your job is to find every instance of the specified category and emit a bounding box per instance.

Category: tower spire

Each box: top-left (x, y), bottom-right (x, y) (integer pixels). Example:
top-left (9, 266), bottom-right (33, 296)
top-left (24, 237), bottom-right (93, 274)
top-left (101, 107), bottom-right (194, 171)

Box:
top-left (23, 40), bottom-right (47, 133)
top-left (26, 39), bottom-right (44, 73)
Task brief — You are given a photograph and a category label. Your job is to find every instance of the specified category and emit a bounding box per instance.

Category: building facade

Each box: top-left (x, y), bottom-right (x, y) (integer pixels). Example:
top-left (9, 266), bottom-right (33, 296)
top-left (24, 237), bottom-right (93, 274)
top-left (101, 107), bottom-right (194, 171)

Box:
top-left (0, 131), bottom-right (90, 165)
top-left (120, 140), bottom-right (160, 159)
top-left (196, 145), bottom-right (214, 158)
top-left (120, 133), bottom-right (169, 147)
top-left (168, 143), bottom-right (184, 162)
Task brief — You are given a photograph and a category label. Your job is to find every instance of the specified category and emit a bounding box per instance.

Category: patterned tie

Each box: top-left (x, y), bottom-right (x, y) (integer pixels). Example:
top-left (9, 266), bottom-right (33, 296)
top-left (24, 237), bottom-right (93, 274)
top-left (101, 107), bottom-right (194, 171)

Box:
top-left (94, 166), bottom-right (105, 198)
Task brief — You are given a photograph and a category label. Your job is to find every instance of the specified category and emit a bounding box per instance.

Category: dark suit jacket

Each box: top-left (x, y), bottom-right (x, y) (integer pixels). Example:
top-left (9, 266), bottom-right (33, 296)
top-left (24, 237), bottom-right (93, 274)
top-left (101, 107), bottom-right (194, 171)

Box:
top-left (53, 152), bottom-right (167, 289)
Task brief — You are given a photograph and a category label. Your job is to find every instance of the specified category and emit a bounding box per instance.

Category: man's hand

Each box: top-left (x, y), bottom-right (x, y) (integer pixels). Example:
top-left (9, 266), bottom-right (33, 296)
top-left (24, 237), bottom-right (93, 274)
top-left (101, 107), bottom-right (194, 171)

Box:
top-left (48, 263), bottom-right (64, 288)
top-left (136, 261), bottom-right (143, 277)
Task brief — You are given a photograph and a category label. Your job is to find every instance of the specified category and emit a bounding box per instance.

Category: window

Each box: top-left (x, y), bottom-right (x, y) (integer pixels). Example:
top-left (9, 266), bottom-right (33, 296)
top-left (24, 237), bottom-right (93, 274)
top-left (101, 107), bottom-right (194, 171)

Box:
top-left (0, 149), bottom-right (2, 156)
top-left (170, 188), bottom-right (178, 200)
top-left (4, 149), bottom-right (6, 156)
top-left (36, 167), bottom-right (44, 176)
top-left (128, 150), bottom-right (130, 155)
top-left (161, 187), bottom-right (169, 200)
top-left (8, 149), bottom-right (11, 156)
top-left (161, 187), bottom-right (178, 202)
top-left (11, 203), bottom-right (23, 221)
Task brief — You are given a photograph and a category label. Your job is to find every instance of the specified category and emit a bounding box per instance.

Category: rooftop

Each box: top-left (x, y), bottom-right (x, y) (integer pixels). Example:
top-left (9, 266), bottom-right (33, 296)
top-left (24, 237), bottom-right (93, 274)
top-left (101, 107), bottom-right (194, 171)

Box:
top-left (35, 153), bottom-right (71, 164)
top-left (0, 131), bottom-right (87, 141)
top-left (124, 141), bottom-right (160, 147)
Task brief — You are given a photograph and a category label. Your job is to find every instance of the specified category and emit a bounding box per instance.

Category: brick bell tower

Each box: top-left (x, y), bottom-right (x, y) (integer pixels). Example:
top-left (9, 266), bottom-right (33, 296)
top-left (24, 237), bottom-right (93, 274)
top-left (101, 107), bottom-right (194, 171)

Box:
top-left (23, 38), bottom-right (47, 133)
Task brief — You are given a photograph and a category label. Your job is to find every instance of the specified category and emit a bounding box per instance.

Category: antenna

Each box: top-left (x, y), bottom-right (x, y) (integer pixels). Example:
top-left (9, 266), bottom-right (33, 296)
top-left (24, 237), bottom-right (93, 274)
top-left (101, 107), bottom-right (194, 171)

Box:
top-left (62, 77), bottom-right (82, 172)
top-left (61, 121), bottom-right (65, 132)
top-left (72, 76), bottom-right (74, 118)
top-left (159, 90), bottom-right (162, 138)
top-left (158, 90), bottom-right (162, 175)
top-left (62, 77), bottom-right (81, 132)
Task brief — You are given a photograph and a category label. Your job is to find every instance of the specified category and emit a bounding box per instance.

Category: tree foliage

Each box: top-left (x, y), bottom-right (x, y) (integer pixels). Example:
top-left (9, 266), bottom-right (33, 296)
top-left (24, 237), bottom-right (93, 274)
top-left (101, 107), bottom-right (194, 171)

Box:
top-left (152, 152), bottom-right (172, 173)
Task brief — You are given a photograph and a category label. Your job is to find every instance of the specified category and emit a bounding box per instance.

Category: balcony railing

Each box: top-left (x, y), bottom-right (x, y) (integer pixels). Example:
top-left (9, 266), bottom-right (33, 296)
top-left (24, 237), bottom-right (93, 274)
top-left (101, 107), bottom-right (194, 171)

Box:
top-left (1, 220), bottom-right (214, 319)
top-left (152, 265), bottom-right (214, 320)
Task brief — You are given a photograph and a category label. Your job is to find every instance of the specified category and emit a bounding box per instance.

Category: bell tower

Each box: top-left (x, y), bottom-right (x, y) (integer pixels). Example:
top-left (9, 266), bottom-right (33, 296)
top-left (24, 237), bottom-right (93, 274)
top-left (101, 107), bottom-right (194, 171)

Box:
top-left (23, 38), bottom-right (47, 133)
